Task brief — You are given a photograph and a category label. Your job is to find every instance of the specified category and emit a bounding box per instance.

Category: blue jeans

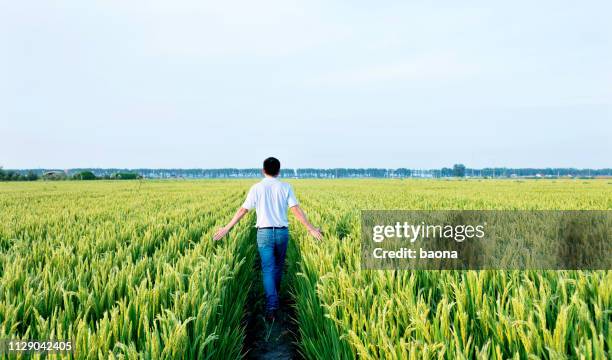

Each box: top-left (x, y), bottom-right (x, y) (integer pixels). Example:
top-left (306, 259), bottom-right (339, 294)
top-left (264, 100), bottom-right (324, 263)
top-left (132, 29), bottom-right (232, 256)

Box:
top-left (256, 227), bottom-right (289, 312)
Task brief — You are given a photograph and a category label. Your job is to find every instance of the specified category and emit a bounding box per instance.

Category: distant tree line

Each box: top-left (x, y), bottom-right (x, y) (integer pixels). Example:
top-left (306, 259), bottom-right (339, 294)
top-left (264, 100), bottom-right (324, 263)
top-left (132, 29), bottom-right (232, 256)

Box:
top-left (0, 168), bottom-right (143, 181)
top-left (0, 167), bottom-right (39, 181)
top-left (2, 165), bottom-right (610, 181)
top-left (70, 171), bottom-right (141, 180)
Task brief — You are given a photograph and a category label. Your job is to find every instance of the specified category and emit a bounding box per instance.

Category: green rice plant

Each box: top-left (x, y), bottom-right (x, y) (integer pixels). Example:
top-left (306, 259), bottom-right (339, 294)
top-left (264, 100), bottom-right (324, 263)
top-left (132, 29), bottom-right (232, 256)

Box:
top-left (0, 180), bottom-right (258, 359)
top-left (1, 179), bottom-right (610, 359)
top-left (289, 179), bottom-right (611, 359)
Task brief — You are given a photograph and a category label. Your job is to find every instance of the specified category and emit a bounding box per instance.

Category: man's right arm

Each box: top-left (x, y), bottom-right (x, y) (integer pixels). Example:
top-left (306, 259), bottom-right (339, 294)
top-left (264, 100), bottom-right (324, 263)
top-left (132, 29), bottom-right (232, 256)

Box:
top-left (290, 205), bottom-right (323, 240)
top-left (213, 185), bottom-right (256, 241)
top-left (213, 207), bottom-right (249, 241)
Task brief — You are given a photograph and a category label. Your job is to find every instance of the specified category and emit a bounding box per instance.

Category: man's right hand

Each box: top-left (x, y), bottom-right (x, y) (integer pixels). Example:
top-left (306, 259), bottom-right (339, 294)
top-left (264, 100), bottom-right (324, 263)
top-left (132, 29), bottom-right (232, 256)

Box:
top-left (213, 226), bottom-right (229, 241)
top-left (308, 227), bottom-right (323, 240)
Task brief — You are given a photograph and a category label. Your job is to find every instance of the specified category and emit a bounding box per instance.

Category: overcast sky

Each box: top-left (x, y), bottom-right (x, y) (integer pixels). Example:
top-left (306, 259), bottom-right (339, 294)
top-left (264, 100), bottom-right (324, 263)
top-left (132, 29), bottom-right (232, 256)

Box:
top-left (1, 1), bottom-right (610, 169)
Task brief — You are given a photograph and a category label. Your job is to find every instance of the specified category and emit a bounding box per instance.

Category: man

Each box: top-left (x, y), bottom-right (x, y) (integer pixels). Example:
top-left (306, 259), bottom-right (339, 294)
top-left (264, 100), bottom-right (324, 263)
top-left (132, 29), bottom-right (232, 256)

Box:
top-left (213, 157), bottom-right (323, 319)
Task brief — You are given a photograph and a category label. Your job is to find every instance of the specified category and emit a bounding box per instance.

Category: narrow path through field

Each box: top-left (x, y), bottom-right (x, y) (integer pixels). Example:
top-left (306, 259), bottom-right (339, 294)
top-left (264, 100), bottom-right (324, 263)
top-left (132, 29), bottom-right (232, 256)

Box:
top-left (244, 294), bottom-right (298, 360)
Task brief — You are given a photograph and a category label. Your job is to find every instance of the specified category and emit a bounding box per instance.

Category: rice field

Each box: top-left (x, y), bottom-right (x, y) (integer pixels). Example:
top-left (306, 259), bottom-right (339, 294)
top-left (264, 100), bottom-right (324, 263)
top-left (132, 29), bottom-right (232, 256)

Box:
top-left (290, 180), bottom-right (611, 359)
top-left (0, 179), bottom-right (610, 359)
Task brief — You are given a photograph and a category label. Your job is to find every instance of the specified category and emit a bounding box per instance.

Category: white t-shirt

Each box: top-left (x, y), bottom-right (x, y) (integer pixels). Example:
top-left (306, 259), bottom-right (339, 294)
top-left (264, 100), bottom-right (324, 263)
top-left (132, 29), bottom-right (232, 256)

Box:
top-left (241, 177), bottom-right (299, 227)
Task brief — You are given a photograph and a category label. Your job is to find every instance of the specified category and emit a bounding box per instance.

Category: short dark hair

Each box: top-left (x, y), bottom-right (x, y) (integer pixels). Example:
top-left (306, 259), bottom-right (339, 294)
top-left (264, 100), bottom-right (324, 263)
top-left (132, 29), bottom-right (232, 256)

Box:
top-left (263, 157), bottom-right (281, 176)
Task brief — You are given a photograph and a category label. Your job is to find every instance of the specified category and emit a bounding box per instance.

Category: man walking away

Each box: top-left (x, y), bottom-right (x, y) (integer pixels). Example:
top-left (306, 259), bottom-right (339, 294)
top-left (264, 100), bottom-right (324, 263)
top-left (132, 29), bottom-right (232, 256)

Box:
top-left (213, 157), bottom-right (323, 320)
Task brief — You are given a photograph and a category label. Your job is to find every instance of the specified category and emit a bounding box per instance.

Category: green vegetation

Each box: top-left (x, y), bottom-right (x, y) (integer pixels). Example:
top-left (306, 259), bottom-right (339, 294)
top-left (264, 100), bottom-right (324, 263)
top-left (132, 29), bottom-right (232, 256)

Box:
top-left (0, 180), bottom-right (256, 359)
top-left (73, 171), bottom-right (97, 180)
top-left (0, 167), bottom-right (38, 181)
top-left (111, 172), bottom-right (141, 180)
top-left (290, 180), bottom-right (611, 359)
top-left (0, 179), bottom-right (610, 359)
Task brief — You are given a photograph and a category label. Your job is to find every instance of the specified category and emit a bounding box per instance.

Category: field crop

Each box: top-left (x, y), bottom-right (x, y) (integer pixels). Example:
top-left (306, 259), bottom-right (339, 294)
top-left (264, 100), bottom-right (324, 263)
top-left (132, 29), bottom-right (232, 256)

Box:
top-left (0, 181), bottom-right (257, 359)
top-left (0, 179), bottom-right (610, 359)
top-left (290, 180), bottom-right (611, 359)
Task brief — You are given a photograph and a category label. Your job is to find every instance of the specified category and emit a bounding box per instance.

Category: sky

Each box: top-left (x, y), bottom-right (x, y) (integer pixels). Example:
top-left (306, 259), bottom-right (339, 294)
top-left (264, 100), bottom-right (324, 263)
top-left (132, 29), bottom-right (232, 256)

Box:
top-left (1, 0), bottom-right (610, 169)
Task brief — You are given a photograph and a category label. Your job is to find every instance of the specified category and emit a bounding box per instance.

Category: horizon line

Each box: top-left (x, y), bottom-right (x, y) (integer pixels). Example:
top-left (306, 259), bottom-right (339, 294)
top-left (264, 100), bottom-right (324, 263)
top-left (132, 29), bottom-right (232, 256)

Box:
top-left (4, 166), bottom-right (611, 171)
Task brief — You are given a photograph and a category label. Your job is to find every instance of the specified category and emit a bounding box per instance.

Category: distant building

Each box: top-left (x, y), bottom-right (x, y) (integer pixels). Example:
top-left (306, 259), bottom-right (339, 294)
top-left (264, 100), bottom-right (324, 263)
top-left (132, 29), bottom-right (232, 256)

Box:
top-left (42, 170), bottom-right (67, 180)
